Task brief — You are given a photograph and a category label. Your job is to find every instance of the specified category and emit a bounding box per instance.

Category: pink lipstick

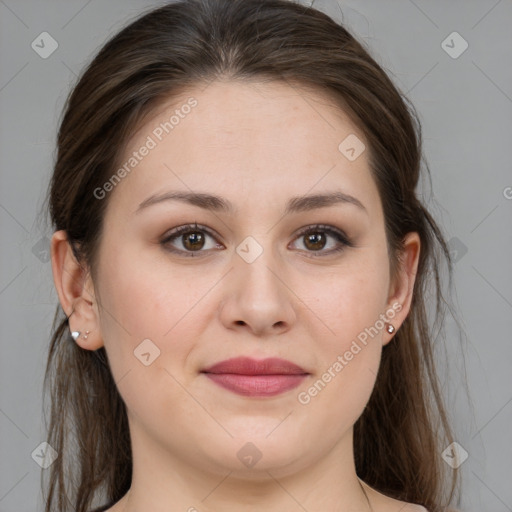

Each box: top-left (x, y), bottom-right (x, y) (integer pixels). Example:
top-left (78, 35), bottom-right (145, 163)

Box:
top-left (201, 357), bottom-right (308, 397)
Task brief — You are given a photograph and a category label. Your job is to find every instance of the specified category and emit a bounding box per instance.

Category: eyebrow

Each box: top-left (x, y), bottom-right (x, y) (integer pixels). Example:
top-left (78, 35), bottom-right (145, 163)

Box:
top-left (135, 190), bottom-right (367, 215)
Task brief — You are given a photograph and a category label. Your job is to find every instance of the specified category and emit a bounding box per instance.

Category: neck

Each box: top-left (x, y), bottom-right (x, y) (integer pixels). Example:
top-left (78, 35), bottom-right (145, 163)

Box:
top-left (118, 426), bottom-right (373, 512)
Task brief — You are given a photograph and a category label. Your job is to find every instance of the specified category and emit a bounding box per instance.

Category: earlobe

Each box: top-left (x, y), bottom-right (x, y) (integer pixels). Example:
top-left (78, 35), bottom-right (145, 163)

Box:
top-left (50, 230), bottom-right (103, 350)
top-left (383, 232), bottom-right (421, 345)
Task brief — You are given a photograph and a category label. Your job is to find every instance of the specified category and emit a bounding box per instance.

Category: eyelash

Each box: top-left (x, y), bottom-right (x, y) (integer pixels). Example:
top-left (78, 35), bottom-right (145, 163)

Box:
top-left (160, 222), bottom-right (353, 258)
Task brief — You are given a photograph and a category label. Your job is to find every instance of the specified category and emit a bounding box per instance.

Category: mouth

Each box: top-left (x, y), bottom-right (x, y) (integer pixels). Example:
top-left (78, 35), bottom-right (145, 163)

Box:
top-left (201, 357), bottom-right (309, 397)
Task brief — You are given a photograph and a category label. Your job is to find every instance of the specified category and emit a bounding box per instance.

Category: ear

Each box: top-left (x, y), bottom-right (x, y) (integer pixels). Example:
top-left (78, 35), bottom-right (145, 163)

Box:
top-left (50, 230), bottom-right (103, 350)
top-left (383, 231), bottom-right (421, 346)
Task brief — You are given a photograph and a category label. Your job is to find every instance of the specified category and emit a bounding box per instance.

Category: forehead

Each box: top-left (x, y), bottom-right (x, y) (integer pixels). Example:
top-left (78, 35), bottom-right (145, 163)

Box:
top-left (107, 79), bottom-right (381, 219)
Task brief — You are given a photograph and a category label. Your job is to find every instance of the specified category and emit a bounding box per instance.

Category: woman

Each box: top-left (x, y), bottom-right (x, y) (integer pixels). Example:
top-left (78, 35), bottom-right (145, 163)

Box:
top-left (43, 0), bottom-right (461, 511)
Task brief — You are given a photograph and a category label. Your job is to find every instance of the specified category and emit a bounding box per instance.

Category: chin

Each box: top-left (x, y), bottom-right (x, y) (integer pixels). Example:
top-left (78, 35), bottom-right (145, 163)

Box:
top-left (195, 425), bottom-right (316, 478)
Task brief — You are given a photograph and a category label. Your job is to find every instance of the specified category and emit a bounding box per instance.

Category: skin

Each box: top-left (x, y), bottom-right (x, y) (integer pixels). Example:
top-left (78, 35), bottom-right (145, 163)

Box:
top-left (51, 79), bottom-right (425, 512)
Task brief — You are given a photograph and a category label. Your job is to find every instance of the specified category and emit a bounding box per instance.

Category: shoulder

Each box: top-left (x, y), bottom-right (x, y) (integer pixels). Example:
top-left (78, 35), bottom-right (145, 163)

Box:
top-left (395, 504), bottom-right (428, 512)
top-left (378, 497), bottom-right (429, 512)
top-left (360, 480), bottom-right (429, 512)
top-left (89, 505), bottom-right (114, 512)
top-left (411, 507), bottom-right (460, 512)
top-left (360, 480), bottom-right (457, 512)
top-left (374, 497), bottom-right (430, 512)
top-left (90, 495), bottom-right (127, 512)
top-left (389, 504), bottom-right (460, 512)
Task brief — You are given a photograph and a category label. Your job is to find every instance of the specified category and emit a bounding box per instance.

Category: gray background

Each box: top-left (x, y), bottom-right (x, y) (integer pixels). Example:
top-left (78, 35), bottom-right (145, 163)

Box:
top-left (0, 0), bottom-right (511, 511)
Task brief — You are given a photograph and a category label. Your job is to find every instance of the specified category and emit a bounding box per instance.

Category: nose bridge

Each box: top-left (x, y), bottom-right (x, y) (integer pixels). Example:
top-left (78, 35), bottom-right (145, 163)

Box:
top-left (219, 230), bottom-right (297, 334)
top-left (234, 233), bottom-right (283, 296)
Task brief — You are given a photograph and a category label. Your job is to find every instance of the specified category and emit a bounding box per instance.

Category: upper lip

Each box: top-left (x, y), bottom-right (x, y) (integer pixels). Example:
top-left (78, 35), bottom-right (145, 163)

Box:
top-left (202, 357), bottom-right (308, 375)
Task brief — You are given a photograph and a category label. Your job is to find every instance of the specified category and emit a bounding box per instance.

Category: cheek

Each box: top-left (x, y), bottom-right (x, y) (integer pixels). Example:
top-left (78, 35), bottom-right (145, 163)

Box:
top-left (296, 306), bottom-right (382, 439)
top-left (95, 242), bottom-right (216, 381)
top-left (294, 254), bottom-right (388, 422)
top-left (94, 251), bottom-right (202, 434)
top-left (309, 258), bottom-right (389, 352)
top-left (96, 239), bottom-right (198, 337)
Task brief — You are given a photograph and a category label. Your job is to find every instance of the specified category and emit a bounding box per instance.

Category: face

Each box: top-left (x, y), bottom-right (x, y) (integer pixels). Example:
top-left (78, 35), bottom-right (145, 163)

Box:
top-left (70, 80), bottom-right (417, 480)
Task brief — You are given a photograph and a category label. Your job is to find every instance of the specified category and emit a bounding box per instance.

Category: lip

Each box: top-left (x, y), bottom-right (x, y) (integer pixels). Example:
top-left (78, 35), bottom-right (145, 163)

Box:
top-left (201, 357), bottom-right (309, 397)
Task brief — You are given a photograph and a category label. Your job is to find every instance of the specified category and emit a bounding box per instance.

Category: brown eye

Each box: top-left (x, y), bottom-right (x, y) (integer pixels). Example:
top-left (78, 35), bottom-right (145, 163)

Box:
top-left (291, 224), bottom-right (353, 257)
top-left (161, 223), bottom-right (352, 258)
top-left (181, 231), bottom-right (205, 251)
top-left (303, 232), bottom-right (327, 251)
top-left (161, 223), bottom-right (222, 257)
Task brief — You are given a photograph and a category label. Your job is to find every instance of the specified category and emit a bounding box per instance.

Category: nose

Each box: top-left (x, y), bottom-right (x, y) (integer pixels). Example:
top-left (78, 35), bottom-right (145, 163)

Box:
top-left (218, 243), bottom-right (297, 337)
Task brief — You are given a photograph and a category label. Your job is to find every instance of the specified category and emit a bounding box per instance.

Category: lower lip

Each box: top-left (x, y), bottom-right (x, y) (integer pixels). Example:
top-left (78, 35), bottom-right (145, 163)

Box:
top-left (203, 373), bottom-right (308, 397)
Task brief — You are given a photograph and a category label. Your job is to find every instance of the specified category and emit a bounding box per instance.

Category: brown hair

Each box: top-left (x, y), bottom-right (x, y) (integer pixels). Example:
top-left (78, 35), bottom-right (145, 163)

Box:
top-left (42, 0), bottom-right (461, 510)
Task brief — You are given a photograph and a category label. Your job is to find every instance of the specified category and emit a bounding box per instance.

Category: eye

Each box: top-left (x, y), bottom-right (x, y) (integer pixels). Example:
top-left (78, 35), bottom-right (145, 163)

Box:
top-left (160, 223), bottom-right (223, 257)
top-left (160, 223), bottom-right (353, 258)
top-left (290, 224), bottom-right (353, 257)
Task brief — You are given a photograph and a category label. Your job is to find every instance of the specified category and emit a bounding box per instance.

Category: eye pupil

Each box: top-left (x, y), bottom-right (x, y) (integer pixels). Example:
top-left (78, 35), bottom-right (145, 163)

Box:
top-left (183, 232), bottom-right (204, 250)
top-left (304, 232), bottom-right (326, 250)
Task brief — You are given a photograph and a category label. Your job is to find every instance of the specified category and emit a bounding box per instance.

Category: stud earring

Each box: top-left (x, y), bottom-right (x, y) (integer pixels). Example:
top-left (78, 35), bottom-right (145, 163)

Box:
top-left (71, 330), bottom-right (90, 341)
top-left (386, 323), bottom-right (395, 334)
